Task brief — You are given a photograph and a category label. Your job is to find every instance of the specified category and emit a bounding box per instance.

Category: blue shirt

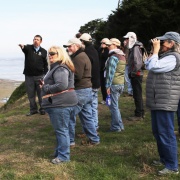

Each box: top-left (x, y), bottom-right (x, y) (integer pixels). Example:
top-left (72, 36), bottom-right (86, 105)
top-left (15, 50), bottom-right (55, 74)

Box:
top-left (34, 46), bottom-right (40, 52)
top-left (144, 54), bottom-right (176, 73)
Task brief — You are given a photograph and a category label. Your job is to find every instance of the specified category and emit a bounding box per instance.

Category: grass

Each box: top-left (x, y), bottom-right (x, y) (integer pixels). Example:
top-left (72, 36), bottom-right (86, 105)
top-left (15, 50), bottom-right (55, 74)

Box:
top-left (0, 76), bottom-right (180, 180)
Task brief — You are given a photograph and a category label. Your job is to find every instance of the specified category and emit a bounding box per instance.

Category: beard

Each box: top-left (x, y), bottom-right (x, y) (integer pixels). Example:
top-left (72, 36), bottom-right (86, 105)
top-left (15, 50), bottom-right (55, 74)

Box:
top-left (68, 51), bottom-right (73, 56)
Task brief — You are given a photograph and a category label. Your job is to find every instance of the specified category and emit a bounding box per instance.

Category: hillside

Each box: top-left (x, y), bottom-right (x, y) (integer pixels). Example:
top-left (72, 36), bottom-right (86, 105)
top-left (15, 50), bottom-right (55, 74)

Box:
top-left (0, 78), bottom-right (180, 180)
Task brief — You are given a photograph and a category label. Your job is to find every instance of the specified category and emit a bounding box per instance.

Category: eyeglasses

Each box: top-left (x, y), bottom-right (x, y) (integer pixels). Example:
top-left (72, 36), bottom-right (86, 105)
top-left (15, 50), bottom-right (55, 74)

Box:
top-left (48, 52), bottom-right (57, 56)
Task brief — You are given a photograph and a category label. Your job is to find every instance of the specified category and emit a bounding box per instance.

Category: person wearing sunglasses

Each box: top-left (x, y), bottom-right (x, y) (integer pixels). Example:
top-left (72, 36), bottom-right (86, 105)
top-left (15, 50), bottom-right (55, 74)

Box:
top-left (63, 38), bottom-right (100, 146)
top-left (144, 32), bottom-right (180, 176)
top-left (19, 35), bottom-right (48, 116)
top-left (40, 46), bottom-right (78, 164)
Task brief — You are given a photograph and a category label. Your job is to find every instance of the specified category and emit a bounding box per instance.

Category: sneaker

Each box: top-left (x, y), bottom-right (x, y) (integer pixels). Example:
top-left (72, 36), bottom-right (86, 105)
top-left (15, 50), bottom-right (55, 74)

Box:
top-left (70, 142), bottom-right (76, 148)
top-left (128, 116), bottom-right (143, 121)
top-left (51, 157), bottom-right (63, 164)
top-left (152, 160), bottom-right (164, 166)
top-left (100, 100), bottom-right (106, 105)
top-left (158, 168), bottom-right (179, 176)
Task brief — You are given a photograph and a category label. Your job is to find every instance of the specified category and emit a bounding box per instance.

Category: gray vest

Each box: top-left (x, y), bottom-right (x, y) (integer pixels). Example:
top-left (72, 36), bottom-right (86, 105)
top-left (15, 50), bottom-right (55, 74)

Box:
top-left (146, 51), bottom-right (180, 111)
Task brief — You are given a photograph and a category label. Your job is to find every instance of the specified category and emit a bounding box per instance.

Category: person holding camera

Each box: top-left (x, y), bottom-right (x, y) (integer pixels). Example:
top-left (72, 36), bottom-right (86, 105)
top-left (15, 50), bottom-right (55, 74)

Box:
top-left (19, 35), bottom-right (48, 116)
top-left (145, 32), bottom-right (180, 176)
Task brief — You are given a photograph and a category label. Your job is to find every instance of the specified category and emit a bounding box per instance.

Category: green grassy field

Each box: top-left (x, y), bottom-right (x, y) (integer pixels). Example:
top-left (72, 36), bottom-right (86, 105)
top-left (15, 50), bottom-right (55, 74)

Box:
top-left (0, 78), bottom-right (180, 180)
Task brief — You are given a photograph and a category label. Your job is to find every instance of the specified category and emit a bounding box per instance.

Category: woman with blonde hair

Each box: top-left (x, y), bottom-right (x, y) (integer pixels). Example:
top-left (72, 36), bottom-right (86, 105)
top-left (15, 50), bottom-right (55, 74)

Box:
top-left (41, 46), bottom-right (78, 164)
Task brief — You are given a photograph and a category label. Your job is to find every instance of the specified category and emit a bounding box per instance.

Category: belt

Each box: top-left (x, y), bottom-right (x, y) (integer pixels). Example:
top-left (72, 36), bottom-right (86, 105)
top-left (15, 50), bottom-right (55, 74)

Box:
top-left (42, 88), bottom-right (74, 99)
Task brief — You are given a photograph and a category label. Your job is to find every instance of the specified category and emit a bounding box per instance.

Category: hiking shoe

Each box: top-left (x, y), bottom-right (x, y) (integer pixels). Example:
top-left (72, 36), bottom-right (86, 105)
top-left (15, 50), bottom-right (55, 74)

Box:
top-left (39, 110), bottom-right (46, 115)
top-left (128, 116), bottom-right (142, 121)
top-left (51, 157), bottom-right (63, 164)
top-left (158, 168), bottom-right (179, 176)
top-left (26, 111), bottom-right (38, 116)
top-left (152, 160), bottom-right (164, 166)
top-left (81, 140), bottom-right (100, 146)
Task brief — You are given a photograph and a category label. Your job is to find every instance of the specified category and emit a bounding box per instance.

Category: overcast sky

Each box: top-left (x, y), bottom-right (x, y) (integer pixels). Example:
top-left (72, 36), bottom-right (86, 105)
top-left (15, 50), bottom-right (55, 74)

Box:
top-left (0, 0), bottom-right (118, 58)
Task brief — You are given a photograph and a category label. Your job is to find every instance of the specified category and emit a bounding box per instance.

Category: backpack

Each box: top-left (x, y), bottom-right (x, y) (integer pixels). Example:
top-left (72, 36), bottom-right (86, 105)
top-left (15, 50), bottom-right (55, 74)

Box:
top-left (139, 45), bottom-right (148, 70)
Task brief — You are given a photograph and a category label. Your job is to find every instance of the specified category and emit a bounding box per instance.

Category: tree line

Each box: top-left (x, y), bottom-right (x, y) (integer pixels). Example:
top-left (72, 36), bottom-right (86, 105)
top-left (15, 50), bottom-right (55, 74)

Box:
top-left (79, 0), bottom-right (180, 51)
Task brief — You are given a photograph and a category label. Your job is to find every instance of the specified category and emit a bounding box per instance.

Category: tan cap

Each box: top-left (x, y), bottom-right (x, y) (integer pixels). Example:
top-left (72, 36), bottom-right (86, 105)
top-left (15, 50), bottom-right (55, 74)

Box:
top-left (106, 38), bottom-right (121, 46)
top-left (63, 38), bottom-right (82, 47)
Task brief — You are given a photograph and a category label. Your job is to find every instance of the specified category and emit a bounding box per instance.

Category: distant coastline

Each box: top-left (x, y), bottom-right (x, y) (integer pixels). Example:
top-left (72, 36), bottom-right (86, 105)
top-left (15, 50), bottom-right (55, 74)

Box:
top-left (0, 79), bottom-right (23, 106)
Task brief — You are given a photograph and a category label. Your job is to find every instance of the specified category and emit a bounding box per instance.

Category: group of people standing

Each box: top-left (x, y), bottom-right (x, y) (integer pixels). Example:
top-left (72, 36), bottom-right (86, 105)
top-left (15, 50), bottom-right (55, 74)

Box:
top-left (19, 31), bottom-right (180, 176)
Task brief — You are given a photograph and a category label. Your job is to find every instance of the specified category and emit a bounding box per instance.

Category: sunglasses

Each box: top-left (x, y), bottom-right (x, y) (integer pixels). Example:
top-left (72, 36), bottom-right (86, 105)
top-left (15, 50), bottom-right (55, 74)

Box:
top-left (49, 52), bottom-right (57, 56)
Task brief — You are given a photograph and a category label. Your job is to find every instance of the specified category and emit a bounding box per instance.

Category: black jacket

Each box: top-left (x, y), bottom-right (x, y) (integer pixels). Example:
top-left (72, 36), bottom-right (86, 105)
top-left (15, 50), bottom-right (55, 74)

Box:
top-left (84, 42), bottom-right (100, 89)
top-left (22, 45), bottom-right (48, 76)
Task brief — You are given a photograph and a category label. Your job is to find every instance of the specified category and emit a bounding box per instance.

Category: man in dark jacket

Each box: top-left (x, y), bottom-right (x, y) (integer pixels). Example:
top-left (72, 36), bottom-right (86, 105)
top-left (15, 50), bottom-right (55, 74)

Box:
top-left (80, 33), bottom-right (100, 130)
top-left (123, 32), bottom-right (144, 120)
top-left (63, 38), bottom-right (100, 146)
top-left (19, 35), bottom-right (48, 116)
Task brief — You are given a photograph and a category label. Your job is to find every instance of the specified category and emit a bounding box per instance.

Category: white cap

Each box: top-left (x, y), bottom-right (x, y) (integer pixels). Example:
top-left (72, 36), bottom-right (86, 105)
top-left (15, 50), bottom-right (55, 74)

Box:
top-left (80, 33), bottom-right (92, 42)
top-left (123, 32), bottom-right (137, 39)
top-left (63, 38), bottom-right (82, 47)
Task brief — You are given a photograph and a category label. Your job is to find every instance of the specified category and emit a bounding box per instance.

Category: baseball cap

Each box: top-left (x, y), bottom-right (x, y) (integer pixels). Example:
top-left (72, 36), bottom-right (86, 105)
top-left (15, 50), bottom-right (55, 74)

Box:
top-left (106, 38), bottom-right (121, 46)
top-left (123, 32), bottom-right (137, 39)
top-left (156, 32), bottom-right (180, 44)
top-left (101, 38), bottom-right (109, 44)
top-left (63, 38), bottom-right (82, 47)
top-left (80, 33), bottom-right (92, 42)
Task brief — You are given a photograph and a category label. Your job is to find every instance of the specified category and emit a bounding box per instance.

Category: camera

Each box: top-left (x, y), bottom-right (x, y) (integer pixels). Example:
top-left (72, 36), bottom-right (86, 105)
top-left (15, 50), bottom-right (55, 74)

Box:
top-left (149, 39), bottom-right (164, 46)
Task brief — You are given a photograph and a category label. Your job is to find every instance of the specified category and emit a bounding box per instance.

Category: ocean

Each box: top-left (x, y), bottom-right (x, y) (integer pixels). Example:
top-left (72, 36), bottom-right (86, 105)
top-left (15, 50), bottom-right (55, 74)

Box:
top-left (0, 57), bottom-right (24, 81)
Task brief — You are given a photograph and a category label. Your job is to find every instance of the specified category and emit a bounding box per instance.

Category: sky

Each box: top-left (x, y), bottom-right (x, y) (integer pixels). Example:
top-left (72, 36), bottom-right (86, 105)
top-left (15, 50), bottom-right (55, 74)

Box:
top-left (0, 0), bottom-right (118, 58)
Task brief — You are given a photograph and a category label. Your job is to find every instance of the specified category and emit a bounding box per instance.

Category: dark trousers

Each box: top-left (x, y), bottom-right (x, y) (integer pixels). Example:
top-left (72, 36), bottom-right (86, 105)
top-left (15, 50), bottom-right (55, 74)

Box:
top-left (176, 99), bottom-right (180, 133)
top-left (100, 71), bottom-right (107, 101)
top-left (131, 75), bottom-right (144, 117)
top-left (151, 110), bottom-right (178, 170)
top-left (25, 75), bottom-right (43, 112)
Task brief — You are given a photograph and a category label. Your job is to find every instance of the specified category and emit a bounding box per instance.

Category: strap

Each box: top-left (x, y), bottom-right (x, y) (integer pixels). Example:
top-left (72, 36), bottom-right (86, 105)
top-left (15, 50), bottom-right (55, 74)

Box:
top-left (42, 88), bottom-right (74, 99)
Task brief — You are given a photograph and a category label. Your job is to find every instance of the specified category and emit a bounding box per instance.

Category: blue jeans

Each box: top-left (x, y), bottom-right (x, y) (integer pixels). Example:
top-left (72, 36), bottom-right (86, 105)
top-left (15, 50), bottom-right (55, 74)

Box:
top-left (69, 88), bottom-right (100, 144)
top-left (92, 89), bottom-right (99, 130)
top-left (45, 106), bottom-right (75, 161)
top-left (109, 85), bottom-right (124, 131)
top-left (151, 110), bottom-right (178, 170)
top-left (124, 65), bottom-right (133, 95)
top-left (176, 99), bottom-right (180, 133)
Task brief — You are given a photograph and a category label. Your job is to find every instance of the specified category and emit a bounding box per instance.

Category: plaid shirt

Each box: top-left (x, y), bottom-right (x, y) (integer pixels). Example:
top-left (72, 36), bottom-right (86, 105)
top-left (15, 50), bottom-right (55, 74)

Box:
top-left (105, 56), bottom-right (119, 89)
